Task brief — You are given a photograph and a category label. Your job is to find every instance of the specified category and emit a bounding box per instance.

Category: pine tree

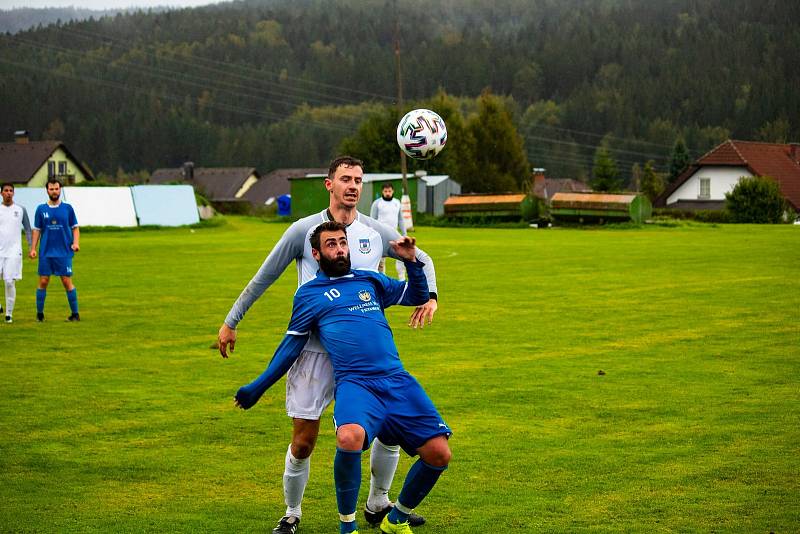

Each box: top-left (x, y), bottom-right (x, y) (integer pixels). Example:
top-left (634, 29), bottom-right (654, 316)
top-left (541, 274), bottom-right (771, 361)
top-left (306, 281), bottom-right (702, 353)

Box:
top-left (591, 145), bottom-right (620, 192)
top-left (669, 137), bottom-right (691, 183)
top-left (640, 160), bottom-right (665, 201)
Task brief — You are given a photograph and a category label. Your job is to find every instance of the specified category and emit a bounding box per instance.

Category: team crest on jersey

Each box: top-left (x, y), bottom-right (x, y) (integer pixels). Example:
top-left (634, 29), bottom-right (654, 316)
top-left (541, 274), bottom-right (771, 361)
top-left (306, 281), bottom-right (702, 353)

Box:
top-left (358, 238), bottom-right (371, 254)
top-left (358, 290), bottom-right (372, 302)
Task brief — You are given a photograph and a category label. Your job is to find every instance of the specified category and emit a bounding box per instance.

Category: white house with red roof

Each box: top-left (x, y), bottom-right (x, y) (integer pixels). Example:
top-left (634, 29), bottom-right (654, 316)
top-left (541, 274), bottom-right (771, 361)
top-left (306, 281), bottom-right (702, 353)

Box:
top-left (657, 140), bottom-right (800, 213)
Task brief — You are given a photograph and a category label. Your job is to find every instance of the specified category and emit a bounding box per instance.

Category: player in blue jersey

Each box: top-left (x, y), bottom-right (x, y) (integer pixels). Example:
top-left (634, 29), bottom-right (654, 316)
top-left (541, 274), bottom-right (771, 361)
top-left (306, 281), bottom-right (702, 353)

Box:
top-left (29, 179), bottom-right (81, 322)
top-left (228, 221), bottom-right (451, 534)
top-left (219, 156), bottom-right (435, 533)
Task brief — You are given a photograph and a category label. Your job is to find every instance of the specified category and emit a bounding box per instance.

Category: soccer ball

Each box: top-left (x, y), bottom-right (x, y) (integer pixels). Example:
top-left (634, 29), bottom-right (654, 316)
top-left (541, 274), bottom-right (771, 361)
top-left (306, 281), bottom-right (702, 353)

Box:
top-left (396, 108), bottom-right (447, 160)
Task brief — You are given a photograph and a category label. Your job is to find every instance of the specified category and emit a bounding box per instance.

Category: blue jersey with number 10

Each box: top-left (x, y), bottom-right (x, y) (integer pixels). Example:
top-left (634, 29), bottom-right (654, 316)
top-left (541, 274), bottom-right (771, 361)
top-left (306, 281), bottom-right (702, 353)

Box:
top-left (234, 260), bottom-right (429, 409)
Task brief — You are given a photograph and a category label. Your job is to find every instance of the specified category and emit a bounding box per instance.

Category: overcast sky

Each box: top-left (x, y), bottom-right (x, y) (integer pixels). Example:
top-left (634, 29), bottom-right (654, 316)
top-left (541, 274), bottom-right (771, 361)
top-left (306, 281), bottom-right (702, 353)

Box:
top-left (0, 0), bottom-right (220, 9)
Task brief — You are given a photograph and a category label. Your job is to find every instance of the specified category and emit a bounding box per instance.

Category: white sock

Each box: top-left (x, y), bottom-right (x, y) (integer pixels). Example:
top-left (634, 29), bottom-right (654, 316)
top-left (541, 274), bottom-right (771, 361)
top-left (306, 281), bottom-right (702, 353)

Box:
top-left (4, 281), bottom-right (15, 316)
top-left (283, 444), bottom-right (310, 518)
top-left (367, 438), bottom-right (400, 511)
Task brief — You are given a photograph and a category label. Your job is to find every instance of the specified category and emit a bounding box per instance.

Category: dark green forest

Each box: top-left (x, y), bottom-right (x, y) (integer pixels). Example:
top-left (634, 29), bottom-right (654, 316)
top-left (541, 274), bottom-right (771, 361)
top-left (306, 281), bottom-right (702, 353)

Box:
top-left (1, 0), bottom-right (798, 192)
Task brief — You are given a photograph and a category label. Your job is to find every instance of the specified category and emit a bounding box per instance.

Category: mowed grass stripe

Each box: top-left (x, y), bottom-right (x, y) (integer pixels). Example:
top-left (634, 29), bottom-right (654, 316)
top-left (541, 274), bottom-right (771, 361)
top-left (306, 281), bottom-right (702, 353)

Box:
top-left (1, 219), bottom-right (798, 532)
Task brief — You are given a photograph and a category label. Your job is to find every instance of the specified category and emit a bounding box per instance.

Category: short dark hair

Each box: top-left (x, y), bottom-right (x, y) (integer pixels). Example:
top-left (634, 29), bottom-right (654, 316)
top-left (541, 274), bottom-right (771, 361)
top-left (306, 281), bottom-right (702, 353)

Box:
top-left (328, 156), bottom-right (364, 180)
top-left (1, 182), bottom-right (13, 191)
top-left (310, 221), bottom-right (347, 252)
top-left (381, 182), bottom-right (394, 190)
top-left (46, 178), bottom-right (63, 188)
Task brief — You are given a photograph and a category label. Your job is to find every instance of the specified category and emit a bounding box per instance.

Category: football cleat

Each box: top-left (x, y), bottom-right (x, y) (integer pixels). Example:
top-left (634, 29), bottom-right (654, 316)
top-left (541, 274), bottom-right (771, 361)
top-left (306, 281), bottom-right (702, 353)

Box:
top-left (36, 312), bottom-right (44, 322)
top-left (365, 504), bottom-right (425, 527)
top-left (379, 515), bottom-right (414, 534)
top-left (272, 515), bottom-right (300, 534)
top-left (5, 315), bottom-right (11, 323)
top-left (66, 313), bottom-right (80, 322)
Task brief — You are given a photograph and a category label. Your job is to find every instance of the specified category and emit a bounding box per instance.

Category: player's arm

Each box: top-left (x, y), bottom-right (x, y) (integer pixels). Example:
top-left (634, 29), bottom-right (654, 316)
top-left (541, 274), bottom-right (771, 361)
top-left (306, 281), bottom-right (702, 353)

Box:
top-left (370, 198), bottom-right (379, 220)
top-left (218, 222), bottom-right (306, 357)
top-left (373, 236), bottom-right (429, 307)
top-left (29, 207), bottom-right (42, 259)
top-left (234, 333), bottom-right (308, 410)
top-left (21, 207), bottom-right (32, 250)
top-left (69, 205), bottom-right (79, 252)
top-left (233, 289), bottom-right (317, 409)
top-left (371, 219), bottom-right (439, 328)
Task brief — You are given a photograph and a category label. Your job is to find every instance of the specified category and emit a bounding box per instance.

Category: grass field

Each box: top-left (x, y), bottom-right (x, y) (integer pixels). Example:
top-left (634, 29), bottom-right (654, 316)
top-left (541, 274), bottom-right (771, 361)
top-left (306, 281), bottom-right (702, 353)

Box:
top-left (1, 217), bottom-right (799, 532)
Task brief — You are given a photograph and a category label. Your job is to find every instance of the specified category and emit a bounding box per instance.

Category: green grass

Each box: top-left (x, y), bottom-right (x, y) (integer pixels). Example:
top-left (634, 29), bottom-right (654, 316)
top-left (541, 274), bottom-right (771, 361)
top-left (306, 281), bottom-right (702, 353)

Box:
top-left (2, 217), bottom-right (799, 532)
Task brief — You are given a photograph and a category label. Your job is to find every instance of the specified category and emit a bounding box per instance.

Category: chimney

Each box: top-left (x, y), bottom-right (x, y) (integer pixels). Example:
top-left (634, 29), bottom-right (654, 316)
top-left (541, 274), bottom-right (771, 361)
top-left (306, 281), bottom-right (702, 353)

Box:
top-left (14, 130), bottom-right (29, 144)
top-left (182, 160), bottom-right (195, 181)
top-left (789, 143), bottom-right (800, 165)
top-left (532, 167), bottom-right (547, 199)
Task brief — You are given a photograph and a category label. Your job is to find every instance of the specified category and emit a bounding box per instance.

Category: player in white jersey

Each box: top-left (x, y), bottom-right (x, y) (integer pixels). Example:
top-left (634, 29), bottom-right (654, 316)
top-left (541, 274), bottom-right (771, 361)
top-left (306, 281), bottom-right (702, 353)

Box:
top-left (0, 183), bottom-right (33, 323)
top-left (370, 182), bottom-right (407, 280)
top-left (218, 156), bottom-right (438, 534)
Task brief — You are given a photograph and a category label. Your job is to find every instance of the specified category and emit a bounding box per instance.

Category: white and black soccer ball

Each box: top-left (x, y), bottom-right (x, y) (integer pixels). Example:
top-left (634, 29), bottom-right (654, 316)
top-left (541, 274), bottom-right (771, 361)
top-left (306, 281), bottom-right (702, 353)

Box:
top-left (396, 108), bottom-right (447, 160)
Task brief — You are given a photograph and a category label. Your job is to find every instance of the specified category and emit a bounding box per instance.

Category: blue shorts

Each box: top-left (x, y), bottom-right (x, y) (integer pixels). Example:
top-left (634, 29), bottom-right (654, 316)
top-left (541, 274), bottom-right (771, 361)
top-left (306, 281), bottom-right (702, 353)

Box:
top-left (38, 256), bottom-right (73, 277)
top-left (333, 371), bottom-right (451, 456)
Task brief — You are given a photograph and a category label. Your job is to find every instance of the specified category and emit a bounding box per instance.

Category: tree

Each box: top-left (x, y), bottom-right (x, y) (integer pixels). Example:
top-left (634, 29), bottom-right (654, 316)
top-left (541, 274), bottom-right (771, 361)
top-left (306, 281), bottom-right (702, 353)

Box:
top-left (669, 137), bottom-right (691, 184)
top-left (725, 176), bottom-right (789, 223)
top-left (464, 91), bottom-right (530, 193)
top-left (591, 145), bottom-right (620, 191)
top-left (640, 160), bottom-right (665, 202)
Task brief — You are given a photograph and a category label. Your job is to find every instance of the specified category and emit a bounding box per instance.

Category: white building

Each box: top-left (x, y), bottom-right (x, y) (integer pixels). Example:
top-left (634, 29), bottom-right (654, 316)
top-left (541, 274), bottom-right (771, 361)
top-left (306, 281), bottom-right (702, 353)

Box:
top-left (658, 140), bottom-right (800, 213)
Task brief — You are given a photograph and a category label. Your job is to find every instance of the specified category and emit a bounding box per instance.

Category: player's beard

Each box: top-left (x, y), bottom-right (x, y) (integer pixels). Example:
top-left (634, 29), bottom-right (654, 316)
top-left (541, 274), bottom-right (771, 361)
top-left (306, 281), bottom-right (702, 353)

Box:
top-left (319, 252), bottom-right (351, 277)
top-left (382, 194), bottom-right (393, 201)
top-left (48, 191), bottom-right (60, 201)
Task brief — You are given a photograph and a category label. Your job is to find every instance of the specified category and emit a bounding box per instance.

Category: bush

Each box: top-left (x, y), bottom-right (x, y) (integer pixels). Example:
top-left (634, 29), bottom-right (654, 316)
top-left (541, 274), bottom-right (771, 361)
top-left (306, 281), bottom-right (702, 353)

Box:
top-left (725, 175), bottom-right (789, 223)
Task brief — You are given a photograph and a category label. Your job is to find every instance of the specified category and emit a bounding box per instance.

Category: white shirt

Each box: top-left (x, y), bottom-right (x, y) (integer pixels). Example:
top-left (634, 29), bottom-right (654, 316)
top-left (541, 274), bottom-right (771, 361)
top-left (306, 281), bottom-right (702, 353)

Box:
top-left (0, 203), bottom-right (31, 258)
top-left (370, 197), bottom-right (406, 235)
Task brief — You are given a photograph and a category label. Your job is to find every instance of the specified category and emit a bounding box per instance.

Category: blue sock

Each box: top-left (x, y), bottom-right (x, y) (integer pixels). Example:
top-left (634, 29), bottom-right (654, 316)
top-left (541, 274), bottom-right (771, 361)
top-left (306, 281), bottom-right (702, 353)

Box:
top-left (334, 448), bottom-right (362, 534)
top-left (387, 460), bottom-right (447, 524)
top-left (36, 289), bottom-right (46, 313)
top-left (66, 288), bottom-right (78, 314)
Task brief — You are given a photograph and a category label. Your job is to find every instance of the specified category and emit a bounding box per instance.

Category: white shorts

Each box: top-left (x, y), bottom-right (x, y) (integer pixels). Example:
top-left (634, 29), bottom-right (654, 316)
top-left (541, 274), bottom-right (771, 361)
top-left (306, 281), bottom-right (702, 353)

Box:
top-left (285, 350), bottom-right (335, 420)
top-left (0, 256), bottom-right (22, 282)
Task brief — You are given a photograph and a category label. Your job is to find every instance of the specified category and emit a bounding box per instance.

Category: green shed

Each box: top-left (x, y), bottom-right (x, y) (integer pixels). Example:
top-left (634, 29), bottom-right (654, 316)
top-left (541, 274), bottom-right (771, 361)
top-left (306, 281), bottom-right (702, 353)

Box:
top-left (289, 173), bottom-right (420, 219)
top-left (550, 192), bottom-right (652, 223)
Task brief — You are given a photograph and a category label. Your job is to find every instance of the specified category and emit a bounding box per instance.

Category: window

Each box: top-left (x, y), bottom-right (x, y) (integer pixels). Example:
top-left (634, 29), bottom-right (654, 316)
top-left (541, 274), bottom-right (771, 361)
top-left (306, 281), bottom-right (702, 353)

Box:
top-left (699, 177), bottom-right (711, 199)
top-left (58, 161), bottom-right (67, 175)
top-left (47, 161), bottom-right (56, 177)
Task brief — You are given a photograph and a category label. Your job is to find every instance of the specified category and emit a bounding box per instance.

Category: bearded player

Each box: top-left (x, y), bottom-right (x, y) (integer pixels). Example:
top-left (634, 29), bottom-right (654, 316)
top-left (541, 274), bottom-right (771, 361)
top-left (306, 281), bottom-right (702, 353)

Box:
top-left (218, 156), bottom-right (438, 533)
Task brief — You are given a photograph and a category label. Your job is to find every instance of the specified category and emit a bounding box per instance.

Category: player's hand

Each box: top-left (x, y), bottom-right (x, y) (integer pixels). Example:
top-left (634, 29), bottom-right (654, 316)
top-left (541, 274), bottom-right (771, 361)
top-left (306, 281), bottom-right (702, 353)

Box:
top-left (71, 243), bottom-right (80, 252)
top-left (389, 236), bottom-right (417, 262)
top-left (409, 298), bottom-right (437, 329)
top-left (218, 323), bottom-right (237, 358)
top-left (29, 250), bottom-right (37, 259)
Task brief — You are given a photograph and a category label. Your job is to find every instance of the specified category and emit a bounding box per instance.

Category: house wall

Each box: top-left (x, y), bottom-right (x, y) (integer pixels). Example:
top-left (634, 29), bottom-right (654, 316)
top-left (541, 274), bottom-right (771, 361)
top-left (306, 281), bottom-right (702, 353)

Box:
top-left (667, 165), bottom-right (751, 205)
top-left (27, 147), bottom-right (90, 187)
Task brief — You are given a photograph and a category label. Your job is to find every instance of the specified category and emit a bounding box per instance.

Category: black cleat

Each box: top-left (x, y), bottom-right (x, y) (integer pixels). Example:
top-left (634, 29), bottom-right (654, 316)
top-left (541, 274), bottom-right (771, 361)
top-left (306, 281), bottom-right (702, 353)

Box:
top-left (365, 504), bottom-right (425, 527)
top-left (5, 315), bottom-right (11, 324)
top-left (272, 515), bottom-right (300, 534)
top-left (36, 312), bottom-right (44, 322)
top-left (66, 313), bottom-right (80, 322)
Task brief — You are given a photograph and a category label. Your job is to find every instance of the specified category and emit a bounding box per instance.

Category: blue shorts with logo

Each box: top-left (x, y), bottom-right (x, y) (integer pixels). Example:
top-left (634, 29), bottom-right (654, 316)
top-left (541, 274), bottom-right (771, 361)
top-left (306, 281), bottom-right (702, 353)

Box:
top-left (333, 371), bottom-right (452, 456)
top-left (38, 256), bottom-right (73, 277)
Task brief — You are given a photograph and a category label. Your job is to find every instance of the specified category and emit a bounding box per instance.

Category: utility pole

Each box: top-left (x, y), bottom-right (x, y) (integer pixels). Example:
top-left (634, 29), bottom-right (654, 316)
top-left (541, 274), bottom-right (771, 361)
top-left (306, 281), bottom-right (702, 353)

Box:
top-left (393, 2), bottom-right (408, 196)
top-left (393, 1), bottom-right (413, 230)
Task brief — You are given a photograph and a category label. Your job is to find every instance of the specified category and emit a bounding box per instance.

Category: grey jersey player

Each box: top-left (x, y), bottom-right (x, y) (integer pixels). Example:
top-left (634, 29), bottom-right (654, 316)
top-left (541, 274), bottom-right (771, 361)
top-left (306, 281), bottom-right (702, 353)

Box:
top-left (218, 156), bottom-right (437, 533)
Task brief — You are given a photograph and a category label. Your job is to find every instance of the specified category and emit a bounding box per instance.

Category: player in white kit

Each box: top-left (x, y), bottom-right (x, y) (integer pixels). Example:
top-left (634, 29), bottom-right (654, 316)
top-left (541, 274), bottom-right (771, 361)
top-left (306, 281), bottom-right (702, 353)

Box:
top-left (0, 183), bottom-right (33, 323)
top-left (370, 182), bottom-right (407, 280)
top-left (218, 157), bottom-right (439, 534)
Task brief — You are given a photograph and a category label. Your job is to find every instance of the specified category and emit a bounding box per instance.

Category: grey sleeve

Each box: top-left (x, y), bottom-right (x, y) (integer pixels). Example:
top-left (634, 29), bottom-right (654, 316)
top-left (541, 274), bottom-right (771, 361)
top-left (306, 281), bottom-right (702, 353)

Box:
top-left (370, 219), bottom-right (438, 297)
top-left (224, 221), bottom-right (308, 329)
top-left (370, 199), bottom-right (379, 220)
top-left (21, 207), bottom-right (32, 249)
